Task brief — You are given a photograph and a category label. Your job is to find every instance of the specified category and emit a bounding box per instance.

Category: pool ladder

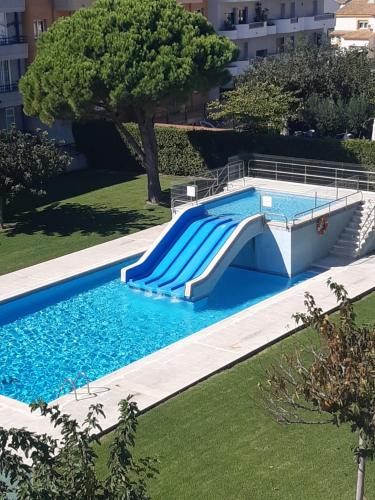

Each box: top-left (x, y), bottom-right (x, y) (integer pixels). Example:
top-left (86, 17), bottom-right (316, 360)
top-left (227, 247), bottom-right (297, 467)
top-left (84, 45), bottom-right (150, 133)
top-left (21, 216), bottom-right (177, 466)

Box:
top-left (58, 371), bottom-right (92, 401)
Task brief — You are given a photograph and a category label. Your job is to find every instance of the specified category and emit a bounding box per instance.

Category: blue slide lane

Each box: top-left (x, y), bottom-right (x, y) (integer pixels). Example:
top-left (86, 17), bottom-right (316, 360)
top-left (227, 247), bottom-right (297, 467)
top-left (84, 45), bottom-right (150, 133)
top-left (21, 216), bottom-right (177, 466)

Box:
top-left (138, 215), bottom-right (222, 288)
top-left (128, 213), bottom-right (239, 298)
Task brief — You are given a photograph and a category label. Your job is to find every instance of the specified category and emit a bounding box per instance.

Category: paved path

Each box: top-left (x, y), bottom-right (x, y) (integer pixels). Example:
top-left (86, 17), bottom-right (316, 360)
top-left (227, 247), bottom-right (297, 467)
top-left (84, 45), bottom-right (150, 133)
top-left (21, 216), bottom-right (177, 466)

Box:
top-left (0, 179), bottom-right (374, 439)
top-left (0, 224), bottom-right (167, 303)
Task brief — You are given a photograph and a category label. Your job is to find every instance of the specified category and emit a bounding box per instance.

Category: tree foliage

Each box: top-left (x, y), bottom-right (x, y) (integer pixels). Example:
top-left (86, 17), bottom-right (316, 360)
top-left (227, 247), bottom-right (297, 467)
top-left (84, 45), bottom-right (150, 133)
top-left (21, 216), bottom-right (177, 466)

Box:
top-left (20, 0), bottom-right (237, 203)
top-left (302, 95), bottom-right (373, 138)
top-left (260, 281), bottom-right (375, 500)
top-left (0, 127), bottom-right (69, 228)
top-left (207, 82), bottom-right (300, 133)
top-left (0, 397), bottom-right (157, 499)
top-left (239, 43), bottom-right (375, 137)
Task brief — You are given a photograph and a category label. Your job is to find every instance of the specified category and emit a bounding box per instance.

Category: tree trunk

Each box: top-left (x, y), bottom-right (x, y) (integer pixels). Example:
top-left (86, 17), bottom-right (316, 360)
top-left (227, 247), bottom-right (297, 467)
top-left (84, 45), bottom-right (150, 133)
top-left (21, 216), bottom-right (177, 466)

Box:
top-left (136, 111), bottom-right (162, 204)
top-left (0, 196), bottom-right (3, 230)
top-left (356, 437), bottom-right (366, 500)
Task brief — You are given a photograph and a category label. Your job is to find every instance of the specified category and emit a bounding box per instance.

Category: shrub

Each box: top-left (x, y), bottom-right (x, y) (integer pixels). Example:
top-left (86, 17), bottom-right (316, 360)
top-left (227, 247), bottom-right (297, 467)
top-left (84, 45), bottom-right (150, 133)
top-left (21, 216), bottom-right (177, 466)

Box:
top-left (74, 121), bottom-right (375, 176)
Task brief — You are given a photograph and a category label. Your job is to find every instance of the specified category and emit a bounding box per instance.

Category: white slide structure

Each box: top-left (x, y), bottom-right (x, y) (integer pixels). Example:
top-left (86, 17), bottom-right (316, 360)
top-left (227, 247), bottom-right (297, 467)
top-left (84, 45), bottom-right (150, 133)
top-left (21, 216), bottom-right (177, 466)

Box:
top-left (122, 200), bottom-right (264, 302)
top-left (184, 214), bottom-right (264, 301)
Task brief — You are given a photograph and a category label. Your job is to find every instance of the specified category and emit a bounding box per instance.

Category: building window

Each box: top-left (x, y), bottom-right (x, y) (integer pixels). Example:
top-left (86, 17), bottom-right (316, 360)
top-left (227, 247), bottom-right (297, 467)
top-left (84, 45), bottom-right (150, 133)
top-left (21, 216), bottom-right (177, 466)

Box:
top-left (33, 19), bottom-right (47, 39)
top-left (5, 107), bottom-right (16, 129)
top-left (238, 8), bottom-right (248, 24)
top-left (0, 60), bottom-right (11, 89)
top-left (0, 13), bottom-right (7, 39)
top-left (290, 2), bottom-right (296, 18)
top-left (313, 0), bottom-right (318, 16)
top-left (358, 20), bottom-right (369, 29)
top-left (316, 32), bottom-right (323, 46)
top-left (256, 49), bottom-right (268, 58)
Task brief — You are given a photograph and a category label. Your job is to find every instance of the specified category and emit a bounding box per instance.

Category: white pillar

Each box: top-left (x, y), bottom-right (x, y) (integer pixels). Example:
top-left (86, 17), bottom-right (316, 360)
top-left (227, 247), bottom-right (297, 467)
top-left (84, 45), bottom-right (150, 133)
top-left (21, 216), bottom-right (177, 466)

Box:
top-left (371, 118), bottom-right (375, 141)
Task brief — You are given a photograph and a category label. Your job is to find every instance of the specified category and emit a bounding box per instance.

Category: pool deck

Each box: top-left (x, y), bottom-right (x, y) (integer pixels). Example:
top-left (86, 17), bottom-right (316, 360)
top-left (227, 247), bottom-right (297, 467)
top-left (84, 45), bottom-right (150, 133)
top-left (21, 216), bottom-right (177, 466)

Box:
top-left (1, 178), bottom-right (375, 439)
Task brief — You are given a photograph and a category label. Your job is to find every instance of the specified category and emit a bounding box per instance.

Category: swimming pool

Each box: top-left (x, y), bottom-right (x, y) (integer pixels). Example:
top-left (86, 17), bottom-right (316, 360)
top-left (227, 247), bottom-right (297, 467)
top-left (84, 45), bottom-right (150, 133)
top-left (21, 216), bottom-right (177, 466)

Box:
top-left (0, 260), bottom-right (317, 404)
top-left (205, 188), bottom-right (331, 222)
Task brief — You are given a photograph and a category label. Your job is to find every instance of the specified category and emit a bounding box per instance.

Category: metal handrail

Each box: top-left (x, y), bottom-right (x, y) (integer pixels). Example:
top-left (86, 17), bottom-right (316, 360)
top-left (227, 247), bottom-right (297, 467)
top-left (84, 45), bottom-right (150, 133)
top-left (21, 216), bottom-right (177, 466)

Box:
top-left (249, 157), bottom-right (373, 176)
top-left (249, 165), bottom-right (375, 190)
top-left (0, 82), bottom-right (18, 94)
top-left (75, 371), bottom-right (91, 396)
top-left (58, 371), bottom-right (91, 401)
top-left (171, 160), bottom-right (247, 213)
top-left (358, 202), bottom-right (375, 249)
top-left (58, 377), bottom-right (76, 399)
top-left (292, 190), bottom-right (363, 224)
top-left (0, 35), bottom-right (27, 46)
top-left (261, 211), bottom-right (289, 228)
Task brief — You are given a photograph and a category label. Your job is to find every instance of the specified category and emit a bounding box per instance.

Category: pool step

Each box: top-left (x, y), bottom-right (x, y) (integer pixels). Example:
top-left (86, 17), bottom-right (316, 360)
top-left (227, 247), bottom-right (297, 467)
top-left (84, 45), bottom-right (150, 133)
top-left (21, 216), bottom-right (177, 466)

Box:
top-left (330, 200), bottom-right (375, 258)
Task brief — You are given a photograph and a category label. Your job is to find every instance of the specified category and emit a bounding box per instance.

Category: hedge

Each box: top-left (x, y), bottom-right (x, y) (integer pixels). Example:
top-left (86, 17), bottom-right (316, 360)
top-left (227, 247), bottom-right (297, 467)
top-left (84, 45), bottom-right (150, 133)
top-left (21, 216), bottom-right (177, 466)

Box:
top-left (73, 121), bottom-right (375, 176)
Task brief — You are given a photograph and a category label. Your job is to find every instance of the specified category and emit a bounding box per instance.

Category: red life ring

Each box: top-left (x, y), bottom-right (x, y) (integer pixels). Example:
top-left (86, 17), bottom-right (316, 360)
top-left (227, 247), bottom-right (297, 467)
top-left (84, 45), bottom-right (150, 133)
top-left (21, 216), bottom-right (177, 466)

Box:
top-left (316, 215), bottom-right (329, 235)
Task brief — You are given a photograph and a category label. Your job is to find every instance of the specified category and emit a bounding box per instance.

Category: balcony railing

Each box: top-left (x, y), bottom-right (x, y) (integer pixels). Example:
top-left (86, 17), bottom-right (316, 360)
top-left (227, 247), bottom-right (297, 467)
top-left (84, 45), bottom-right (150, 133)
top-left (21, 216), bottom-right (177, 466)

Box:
top-left (0, 36), bottom-right (27, 46)
top-left (314, 13), bottom-right (335, 21)
top-left (0, 82), bottom-right (18, 94)
top-left (249, 21), bottom-right (265, 29)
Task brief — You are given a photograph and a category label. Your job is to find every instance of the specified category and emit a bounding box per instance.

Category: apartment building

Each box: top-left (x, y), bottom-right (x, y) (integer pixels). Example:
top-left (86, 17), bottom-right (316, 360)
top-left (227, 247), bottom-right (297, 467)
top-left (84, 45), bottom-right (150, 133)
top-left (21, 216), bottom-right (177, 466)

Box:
top-left (211, 0), bottom-right (336, 77)
top-left (0, 0), bottom-right (336, 130)
top-left (331, 0), bottom-right (375, 51)
top-left (0, 0), bottom-right (28, 130)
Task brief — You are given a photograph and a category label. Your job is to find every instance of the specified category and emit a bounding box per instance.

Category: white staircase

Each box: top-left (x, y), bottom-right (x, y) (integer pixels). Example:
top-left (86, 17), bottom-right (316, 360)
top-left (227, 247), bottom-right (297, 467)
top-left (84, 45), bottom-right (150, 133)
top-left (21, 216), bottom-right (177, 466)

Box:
top-left (330, 200), bottom-right (375, 258)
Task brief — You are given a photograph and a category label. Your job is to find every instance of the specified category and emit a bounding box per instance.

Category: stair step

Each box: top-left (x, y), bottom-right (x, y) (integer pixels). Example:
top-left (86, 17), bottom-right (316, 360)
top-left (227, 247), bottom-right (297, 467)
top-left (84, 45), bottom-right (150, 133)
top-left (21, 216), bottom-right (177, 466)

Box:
top-left (348, 221), bottom-right (362, 228)
top-left (330, 200), bottom-right (375, 259)
top-left (333, 241), bottom-right (357, 248)
top-left (337, 239), bottom-right (359, 246)
top-left (331, 247), bottom-right (357, 257)
top-left (340, 229), bottom-right (360, 236)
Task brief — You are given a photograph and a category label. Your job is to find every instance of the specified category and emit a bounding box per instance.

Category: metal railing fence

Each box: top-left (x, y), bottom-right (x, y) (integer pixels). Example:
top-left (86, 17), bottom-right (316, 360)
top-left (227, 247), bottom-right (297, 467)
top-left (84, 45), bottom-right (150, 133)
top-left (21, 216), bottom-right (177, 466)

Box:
top-left (171, 160), bottom-right (247, 213)
top-left (170, 155), bottom-right (372, 225)
top-left (0, 35), bottom-right (27, 46)
top-left (292, 191), bottom-right (363, 225)
top-left (358, 202), bottom-right (375, 249)
top-left (248, 154), bottom-right (375, 193)
top-left (0, 82), bottom-right (18, 94)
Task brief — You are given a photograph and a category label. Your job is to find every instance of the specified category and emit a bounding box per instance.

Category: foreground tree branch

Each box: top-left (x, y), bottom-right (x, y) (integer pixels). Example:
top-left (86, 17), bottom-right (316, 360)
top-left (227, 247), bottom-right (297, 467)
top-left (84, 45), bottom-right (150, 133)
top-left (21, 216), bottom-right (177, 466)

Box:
top-left (259, 280), bottom-right (375, 500)
top-left (0, 397), bottom-right (157, 499)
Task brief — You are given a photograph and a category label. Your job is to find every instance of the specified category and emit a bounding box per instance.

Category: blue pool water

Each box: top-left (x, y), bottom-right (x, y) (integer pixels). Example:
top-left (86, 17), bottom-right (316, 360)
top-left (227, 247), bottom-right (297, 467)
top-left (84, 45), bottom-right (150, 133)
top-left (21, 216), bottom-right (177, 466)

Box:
top-left (0, 261), bottom-right (317, 404)
top-left (206, 189), bottom-right (330, 222)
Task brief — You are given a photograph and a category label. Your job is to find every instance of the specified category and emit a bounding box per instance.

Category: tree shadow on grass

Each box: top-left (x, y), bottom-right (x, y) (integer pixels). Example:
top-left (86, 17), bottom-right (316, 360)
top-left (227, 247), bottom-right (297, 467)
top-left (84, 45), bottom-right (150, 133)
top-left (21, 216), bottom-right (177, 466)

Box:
top-left (5, 202), bottom-right (170, 238)
top-left (7, 168), bottom-right (146, 216)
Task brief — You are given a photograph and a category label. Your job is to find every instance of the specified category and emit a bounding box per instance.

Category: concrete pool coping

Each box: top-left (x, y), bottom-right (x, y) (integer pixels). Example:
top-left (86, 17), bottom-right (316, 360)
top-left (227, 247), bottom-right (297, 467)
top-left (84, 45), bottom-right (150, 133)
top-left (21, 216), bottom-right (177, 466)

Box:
top-left (1, 178), bottom-right (375, 438)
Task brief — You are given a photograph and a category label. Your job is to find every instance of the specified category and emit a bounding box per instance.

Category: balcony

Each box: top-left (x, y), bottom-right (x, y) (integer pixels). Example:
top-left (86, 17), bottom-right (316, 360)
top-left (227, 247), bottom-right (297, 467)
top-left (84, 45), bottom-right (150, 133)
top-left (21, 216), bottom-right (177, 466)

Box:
top-left (0, 0), bottom-right (25, 13)
top-left (227, 59), bottom-right (251, 77)
top-left (219, 12), bottom-right (335, 40)
top-left (273, 13), bottom-right (335, 34)
top-left (0, 36), bottom-right (27, 60)
top-left (0, 82), bottom-right (22, 109)
top-left (54, 0), bottom-right (93, 10)
top-left (219, 21), bottom-right (277, 40)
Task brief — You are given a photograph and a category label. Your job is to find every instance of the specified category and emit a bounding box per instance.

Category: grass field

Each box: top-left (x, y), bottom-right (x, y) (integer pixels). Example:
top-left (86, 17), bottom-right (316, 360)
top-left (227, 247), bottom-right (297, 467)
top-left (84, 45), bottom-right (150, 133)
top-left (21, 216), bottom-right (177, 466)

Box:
top-left (0, 170), bottom-right (177, 275)
top-left (95, 293), bottom-right (375, 500)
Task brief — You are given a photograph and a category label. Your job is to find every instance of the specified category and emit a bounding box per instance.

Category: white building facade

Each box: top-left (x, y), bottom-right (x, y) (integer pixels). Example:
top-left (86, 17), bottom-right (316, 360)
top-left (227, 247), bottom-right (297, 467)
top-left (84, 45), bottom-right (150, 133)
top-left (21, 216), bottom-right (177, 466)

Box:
top-left (206, 0), bottom-right (336, 76)
top-left (0, 0), bottom-right (28, 130)
top-left (331, 0), bottom-right (375, 51)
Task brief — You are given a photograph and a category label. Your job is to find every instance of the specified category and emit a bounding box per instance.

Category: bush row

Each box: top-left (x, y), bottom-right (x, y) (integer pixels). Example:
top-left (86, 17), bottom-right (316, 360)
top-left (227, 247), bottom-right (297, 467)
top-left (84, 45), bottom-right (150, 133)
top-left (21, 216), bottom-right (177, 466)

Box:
top-left (74, 121), bottom-right (375, 175)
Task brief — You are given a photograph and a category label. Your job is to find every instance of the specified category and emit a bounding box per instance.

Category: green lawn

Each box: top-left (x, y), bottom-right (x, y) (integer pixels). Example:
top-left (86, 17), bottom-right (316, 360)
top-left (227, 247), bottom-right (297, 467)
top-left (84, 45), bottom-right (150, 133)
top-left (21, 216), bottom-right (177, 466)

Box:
top-left (95, 293), bottom-right (375, 500)
top-left (0, 170), bottom-right (178, 275)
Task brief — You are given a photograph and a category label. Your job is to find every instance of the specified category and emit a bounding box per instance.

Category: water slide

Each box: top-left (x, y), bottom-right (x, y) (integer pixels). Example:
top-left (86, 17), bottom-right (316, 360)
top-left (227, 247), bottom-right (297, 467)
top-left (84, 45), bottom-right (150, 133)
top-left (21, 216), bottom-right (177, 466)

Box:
top-left (121, 205), bottom-right (264, 301)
